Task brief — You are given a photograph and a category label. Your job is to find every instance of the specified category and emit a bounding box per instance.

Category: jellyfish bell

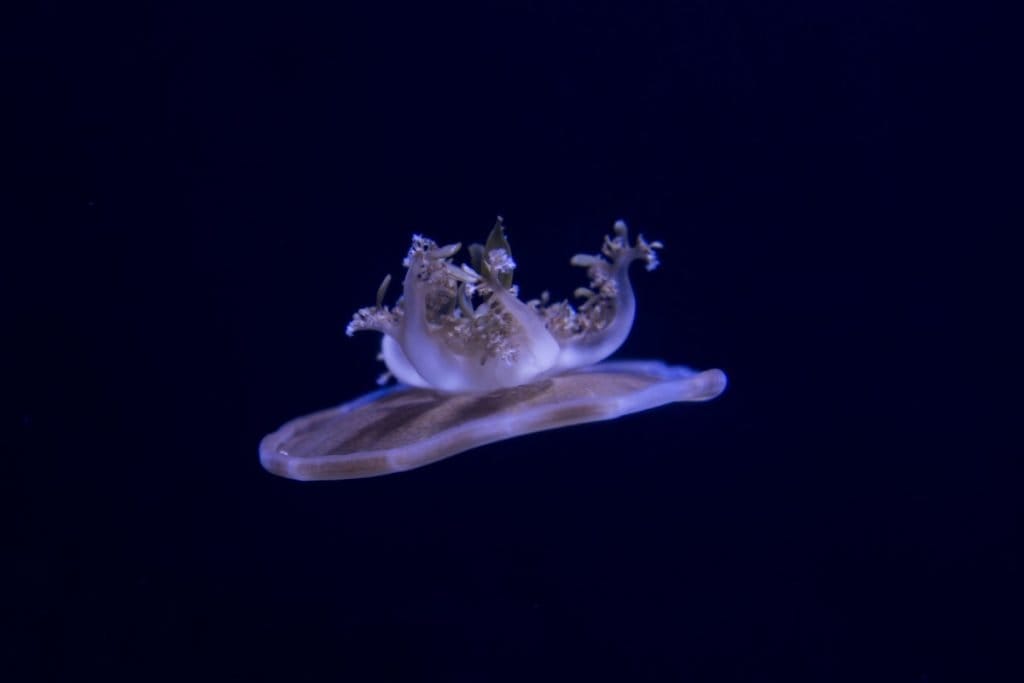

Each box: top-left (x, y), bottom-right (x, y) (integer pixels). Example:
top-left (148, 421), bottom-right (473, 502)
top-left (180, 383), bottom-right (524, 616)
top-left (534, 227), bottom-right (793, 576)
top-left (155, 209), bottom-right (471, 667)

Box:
top-left (260, 218), bottom-right (726, 481)
top-left (260, 362), bottom-right (727, 481)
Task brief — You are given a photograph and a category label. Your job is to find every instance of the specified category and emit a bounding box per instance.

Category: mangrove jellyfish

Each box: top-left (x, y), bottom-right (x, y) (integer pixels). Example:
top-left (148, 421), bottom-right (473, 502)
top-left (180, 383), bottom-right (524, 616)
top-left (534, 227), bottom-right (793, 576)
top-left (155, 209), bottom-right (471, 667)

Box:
top-left (260, 218), bottom-right (726, 480)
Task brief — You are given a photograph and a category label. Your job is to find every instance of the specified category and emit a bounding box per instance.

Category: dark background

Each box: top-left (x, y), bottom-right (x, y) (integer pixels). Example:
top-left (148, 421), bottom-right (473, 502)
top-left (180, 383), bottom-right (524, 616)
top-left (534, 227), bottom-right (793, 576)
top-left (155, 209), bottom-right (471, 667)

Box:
top-left (7, 1), bottom-right (1013, 681)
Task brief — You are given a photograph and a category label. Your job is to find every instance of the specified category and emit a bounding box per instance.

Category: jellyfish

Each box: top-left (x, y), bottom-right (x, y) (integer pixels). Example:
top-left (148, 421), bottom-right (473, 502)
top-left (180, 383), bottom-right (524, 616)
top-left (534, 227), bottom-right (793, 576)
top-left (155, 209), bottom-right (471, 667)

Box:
top-left (260, 218), bottom-right (726, 480)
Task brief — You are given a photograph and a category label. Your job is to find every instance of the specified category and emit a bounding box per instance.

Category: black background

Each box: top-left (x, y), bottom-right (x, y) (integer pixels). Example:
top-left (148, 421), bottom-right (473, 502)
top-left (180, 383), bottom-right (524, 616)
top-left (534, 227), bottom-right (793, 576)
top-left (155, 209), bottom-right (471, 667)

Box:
top-left (7, 1), bottom-right (1013, 681)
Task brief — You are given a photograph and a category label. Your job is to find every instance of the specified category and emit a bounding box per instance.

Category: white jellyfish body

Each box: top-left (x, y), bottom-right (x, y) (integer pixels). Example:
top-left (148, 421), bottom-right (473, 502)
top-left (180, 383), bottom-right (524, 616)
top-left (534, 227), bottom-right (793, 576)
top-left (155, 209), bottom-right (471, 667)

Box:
top-left (261, 217), bottom-right (726, 481)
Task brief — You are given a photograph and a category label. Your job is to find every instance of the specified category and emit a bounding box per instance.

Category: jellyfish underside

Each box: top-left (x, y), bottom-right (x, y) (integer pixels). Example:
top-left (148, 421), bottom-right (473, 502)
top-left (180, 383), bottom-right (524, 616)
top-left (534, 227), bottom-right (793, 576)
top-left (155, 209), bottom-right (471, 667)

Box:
top-left (260, 219), bottom-right (727, 481)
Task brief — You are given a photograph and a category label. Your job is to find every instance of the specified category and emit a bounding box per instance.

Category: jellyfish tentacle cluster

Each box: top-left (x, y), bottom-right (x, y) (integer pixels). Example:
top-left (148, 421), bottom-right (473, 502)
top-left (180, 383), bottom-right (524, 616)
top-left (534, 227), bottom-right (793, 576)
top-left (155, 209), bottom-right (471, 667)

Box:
top-left (346, 218), bottom-right (661, 393)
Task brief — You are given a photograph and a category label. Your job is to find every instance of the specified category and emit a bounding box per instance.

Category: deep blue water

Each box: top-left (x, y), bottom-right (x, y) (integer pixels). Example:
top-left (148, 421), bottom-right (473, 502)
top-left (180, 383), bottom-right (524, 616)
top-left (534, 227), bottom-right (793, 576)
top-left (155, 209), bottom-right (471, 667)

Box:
top-left (8, 1), bottom-right (1011, 680)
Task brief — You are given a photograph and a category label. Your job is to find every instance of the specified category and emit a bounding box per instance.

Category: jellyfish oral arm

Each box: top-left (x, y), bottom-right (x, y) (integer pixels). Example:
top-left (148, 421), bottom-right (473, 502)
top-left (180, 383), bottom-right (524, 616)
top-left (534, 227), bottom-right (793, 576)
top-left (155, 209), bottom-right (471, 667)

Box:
top-left (379, 335), bottom-right (430, 388)
top-left (547, 221), bottom-right (662, 374)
